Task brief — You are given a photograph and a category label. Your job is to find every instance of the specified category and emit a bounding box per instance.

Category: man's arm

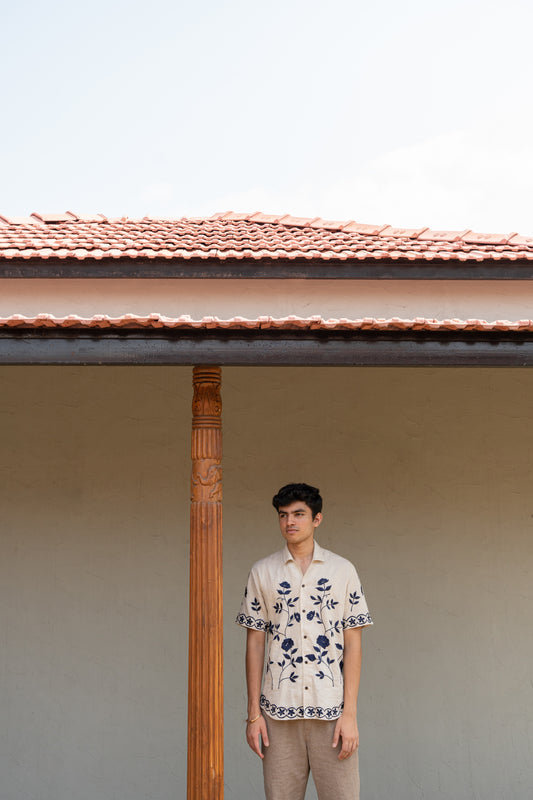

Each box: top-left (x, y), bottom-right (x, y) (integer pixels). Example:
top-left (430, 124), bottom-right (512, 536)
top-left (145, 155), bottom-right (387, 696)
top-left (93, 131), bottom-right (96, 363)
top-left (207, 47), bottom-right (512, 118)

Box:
top-left (332, 626), bottom-right (363, 760)
top-left (245, 628), bottom-right (269, 758)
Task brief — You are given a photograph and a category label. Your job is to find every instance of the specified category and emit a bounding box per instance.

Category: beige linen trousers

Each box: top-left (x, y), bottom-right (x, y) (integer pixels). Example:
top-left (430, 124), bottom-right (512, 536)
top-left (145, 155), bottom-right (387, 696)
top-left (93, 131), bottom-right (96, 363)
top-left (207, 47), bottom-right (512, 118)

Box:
top-left (263, 716), bottom-right (360, 800)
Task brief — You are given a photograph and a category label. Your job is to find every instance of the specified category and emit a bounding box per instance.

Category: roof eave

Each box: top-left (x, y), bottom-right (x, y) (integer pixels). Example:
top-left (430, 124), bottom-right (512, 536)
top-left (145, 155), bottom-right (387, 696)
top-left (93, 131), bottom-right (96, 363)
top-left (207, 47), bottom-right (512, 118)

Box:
top-left (1, 325), bottom-right (533, 367)
top-left (2, 255), bottom-right (533, 280)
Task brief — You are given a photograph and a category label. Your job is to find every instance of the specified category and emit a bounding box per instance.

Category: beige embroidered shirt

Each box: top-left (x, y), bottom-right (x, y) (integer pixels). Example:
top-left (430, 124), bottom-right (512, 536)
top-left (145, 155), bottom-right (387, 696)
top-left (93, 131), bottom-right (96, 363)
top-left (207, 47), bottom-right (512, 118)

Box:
top-left (236, 540), bottom-right (372, 721)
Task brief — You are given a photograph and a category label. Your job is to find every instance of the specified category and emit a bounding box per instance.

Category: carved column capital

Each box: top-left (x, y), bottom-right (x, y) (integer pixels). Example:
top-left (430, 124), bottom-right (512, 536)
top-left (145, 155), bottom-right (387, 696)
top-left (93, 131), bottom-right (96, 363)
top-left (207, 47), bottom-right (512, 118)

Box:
top-left (192, 367), bottom-right (222, 421)
top-left (191, 366), bottom-right (222, 497)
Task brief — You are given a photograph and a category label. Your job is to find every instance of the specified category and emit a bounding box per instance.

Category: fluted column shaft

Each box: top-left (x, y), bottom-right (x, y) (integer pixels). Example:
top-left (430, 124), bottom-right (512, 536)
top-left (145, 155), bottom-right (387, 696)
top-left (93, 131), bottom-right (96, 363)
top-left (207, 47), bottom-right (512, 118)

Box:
top-left (187, 366), bottom-right (223, 800)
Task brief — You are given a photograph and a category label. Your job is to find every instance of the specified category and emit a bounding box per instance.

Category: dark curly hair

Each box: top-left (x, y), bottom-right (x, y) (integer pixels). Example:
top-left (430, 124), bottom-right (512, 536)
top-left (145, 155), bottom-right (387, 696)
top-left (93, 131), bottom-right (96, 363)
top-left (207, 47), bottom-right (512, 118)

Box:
top-left (272, 483), bottom-right (323, 519)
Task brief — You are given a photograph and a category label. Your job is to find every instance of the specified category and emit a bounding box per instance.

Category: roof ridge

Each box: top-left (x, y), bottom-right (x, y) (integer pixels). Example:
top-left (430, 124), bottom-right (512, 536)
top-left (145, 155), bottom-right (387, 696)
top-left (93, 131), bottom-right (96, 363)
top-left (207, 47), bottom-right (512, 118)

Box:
top-left (210, 211), bottom-right (529, 244)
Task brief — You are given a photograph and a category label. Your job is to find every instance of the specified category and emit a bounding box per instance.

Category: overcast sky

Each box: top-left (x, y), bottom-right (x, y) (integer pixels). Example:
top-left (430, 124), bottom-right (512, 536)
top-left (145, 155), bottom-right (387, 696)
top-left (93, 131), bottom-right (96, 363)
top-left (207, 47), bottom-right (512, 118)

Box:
top-left (2, 0), bottom-right (533, 234)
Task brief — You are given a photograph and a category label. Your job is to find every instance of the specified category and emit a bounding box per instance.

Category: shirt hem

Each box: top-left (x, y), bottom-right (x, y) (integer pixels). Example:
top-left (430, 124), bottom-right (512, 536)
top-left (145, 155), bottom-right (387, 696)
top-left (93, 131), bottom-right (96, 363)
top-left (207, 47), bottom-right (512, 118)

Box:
top-left (260, 695), bottom-right (343, 721)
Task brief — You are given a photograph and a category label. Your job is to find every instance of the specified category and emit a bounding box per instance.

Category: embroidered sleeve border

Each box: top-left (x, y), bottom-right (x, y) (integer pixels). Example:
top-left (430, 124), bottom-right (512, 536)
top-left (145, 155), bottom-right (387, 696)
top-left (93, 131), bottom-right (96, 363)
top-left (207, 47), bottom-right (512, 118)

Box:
top-left (342, 612), bottom-right (373, 629)
top-left (235, 612), bottom-right (269, 631)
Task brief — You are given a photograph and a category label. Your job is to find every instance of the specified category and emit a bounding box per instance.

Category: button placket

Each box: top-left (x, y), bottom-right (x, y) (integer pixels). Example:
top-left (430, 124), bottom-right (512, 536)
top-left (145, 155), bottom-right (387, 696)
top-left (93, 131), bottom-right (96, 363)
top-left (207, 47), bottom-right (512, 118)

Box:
top-left (299, 577), bottom-right (312, 708)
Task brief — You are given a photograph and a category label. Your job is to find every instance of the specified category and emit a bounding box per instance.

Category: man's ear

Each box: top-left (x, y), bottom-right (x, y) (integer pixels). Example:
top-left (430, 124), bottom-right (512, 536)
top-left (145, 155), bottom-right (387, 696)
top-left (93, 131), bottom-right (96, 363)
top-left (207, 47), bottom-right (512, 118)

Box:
top-left (313, 512), bottom-right (323, 528)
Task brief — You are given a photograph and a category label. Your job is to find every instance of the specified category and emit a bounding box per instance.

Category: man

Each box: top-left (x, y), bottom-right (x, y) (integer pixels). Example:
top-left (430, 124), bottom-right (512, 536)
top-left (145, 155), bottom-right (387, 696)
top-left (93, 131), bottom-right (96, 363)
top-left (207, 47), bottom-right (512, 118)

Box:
top-left (236, 483), bottom-right (373, 800)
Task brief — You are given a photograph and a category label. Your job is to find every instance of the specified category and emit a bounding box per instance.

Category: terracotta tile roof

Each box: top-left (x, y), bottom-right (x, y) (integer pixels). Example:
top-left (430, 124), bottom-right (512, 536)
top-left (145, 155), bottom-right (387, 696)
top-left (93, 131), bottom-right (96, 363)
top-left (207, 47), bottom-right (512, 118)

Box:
top-left (1, 313), bottom-right (532, 333)
top-left (0, 211), bottom-right (532, 262)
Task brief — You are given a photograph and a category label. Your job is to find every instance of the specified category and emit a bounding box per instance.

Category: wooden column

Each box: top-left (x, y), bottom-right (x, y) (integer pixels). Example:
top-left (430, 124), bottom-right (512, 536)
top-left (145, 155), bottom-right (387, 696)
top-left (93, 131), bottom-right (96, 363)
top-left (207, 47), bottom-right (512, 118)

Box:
top-left (188, 366), bottom-right (223, 800)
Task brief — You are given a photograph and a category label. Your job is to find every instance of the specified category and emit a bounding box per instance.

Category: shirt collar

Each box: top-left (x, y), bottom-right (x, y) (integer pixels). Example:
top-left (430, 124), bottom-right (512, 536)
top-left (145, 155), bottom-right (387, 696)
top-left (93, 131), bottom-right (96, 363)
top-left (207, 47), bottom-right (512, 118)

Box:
top-left (282, 540), bottom-right (326, 564)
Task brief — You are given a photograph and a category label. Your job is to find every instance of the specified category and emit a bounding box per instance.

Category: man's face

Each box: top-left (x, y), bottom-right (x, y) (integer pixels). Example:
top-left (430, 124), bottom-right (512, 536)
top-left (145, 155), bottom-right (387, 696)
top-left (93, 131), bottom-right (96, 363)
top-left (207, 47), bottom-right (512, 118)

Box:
top-left (277, 501), bottom-right (322, 548)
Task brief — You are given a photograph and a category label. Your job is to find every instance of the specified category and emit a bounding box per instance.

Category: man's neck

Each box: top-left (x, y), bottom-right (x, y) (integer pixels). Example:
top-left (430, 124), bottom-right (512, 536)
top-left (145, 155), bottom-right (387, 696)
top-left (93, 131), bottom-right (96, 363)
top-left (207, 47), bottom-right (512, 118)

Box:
top-left (288, 538), bottom-right (315, 574)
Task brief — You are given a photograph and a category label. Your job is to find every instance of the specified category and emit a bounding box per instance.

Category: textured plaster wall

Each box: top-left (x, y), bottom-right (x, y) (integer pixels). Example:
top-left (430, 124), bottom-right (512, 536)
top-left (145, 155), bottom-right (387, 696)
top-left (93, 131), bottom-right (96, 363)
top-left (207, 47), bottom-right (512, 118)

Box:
top-left (2, 278), bottom-right (533, 322)
top-left (0, 368), bottom-right (191, 800)
top-left (1, 366), bottom-right (533, 800)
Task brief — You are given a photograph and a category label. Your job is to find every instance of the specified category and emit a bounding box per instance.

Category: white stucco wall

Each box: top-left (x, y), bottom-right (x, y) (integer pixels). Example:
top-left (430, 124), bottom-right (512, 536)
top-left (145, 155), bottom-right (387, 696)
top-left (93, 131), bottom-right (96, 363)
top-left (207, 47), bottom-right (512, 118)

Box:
top-left (1, 366), bottom-right (532, 800)
top-left (2, 278), bottom-right (533, 321)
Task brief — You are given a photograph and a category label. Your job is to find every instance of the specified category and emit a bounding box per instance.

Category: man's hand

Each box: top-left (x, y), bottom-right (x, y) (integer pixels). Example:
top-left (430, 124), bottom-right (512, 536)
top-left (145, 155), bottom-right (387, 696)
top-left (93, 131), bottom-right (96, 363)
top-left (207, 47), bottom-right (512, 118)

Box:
top-left (246, 715), bottom-right (269, 758)
top-left (332, 713), bottom-right (359, 760)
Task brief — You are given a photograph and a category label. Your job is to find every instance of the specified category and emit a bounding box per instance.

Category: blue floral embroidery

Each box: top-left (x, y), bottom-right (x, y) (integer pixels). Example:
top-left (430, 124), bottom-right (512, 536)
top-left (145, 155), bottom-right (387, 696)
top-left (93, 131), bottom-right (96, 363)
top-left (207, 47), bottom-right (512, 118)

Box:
top-left (349, 589), bottom-right (360, 607)
top-left (342, 584), bottom-right (371, 628)
top-left (310, 577), bottom-right (342, 636)
top-left (237, 565), bottom-right (372, 705)
top-left (305, 575), bottom-right (343, 684)
top-left (267, 581), bottom-right (303, 688)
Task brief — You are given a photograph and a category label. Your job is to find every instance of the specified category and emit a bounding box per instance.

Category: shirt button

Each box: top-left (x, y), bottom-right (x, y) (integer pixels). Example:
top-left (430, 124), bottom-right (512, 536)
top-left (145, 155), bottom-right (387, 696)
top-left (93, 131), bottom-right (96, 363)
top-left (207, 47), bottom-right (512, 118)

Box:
top-left (302, 584), bottom-right (306, 587)
top-left (304, 686), bottom-right (309, 690)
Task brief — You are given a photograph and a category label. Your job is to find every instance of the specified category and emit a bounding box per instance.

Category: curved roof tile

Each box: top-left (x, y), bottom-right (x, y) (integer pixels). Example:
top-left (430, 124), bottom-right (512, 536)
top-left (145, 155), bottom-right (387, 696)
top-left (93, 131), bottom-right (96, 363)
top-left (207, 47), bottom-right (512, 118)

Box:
top-left (0, 212), bottom-right (532, 262)
top-left (1, 314), bottom-right (533, 333)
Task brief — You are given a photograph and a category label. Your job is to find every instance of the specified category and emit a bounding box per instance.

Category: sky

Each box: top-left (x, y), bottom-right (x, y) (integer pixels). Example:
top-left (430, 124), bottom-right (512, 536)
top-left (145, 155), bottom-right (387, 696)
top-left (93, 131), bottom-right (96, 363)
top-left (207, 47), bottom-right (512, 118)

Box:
top-left (2, 0), bottom-right (533, 234)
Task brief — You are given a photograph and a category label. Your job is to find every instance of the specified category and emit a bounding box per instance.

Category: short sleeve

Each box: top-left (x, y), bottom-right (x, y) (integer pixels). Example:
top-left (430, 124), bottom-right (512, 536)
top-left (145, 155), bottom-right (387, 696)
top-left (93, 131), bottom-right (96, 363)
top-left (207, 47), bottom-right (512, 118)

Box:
top-left (235, 567), bottom-right (269, 631)
top-left (342, 564), bottom-right (373, 629)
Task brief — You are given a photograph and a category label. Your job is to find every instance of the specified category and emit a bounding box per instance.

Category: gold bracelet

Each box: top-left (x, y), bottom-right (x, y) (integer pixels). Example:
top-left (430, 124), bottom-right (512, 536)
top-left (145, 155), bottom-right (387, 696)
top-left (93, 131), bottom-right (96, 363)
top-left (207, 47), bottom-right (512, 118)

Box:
top-left (246, 713), bottom-right (261, 724)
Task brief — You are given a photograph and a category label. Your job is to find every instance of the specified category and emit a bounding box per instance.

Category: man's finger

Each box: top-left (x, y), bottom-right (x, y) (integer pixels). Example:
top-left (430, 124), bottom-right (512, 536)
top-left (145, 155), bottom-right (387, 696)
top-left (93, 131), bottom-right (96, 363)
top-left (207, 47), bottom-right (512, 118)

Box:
top-left (251, 733), bottom-right (263, 758)
top-left (338, 738), bottom-right (356, 760)
top-left (332, 721), bottom-right (341, 748)
top-left (258, 718), bottom-right (269, 753)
